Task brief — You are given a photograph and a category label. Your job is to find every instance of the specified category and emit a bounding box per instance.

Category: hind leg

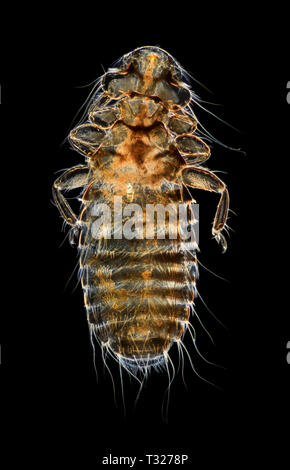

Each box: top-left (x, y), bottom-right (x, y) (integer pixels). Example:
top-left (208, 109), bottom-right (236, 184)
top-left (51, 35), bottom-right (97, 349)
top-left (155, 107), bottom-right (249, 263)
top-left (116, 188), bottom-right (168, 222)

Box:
top-left (52, 165), bottom-right (90, 225)
top-left (182, 166), bottom-right (229, 252)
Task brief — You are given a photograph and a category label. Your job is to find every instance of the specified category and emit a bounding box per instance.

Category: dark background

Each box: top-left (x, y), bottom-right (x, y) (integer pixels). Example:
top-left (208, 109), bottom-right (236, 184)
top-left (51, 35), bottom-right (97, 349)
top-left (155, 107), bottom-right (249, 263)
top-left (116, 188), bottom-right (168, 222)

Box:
top-left (1, 6), bottom-right (289, 467)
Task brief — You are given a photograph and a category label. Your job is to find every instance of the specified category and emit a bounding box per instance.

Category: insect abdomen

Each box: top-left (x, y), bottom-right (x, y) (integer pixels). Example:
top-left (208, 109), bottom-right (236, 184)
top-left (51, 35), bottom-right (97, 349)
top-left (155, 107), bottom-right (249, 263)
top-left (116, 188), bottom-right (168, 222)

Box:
top-left (79, 187), bottom-right (197, 368)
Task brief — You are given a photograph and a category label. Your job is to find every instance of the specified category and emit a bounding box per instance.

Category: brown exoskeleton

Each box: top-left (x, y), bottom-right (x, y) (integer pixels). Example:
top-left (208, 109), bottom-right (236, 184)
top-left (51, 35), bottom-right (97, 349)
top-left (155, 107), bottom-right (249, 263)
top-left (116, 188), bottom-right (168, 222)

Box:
top-left (53, 46), bottom-right (229, 377)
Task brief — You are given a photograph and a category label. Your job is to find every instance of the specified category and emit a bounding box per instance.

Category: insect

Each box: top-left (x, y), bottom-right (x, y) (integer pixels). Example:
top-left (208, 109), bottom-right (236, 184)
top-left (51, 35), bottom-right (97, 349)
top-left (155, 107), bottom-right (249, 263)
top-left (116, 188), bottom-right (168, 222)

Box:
top-left (53, 46), bottom-right (229, 379)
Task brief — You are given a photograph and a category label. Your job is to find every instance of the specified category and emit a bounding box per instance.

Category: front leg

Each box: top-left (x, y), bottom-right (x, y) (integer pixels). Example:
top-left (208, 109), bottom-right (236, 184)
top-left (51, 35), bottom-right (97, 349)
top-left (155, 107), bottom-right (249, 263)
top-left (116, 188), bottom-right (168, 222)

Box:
top-left (52, 165), bottom-right (90, 226)
top-left (182, 166), bottom-right (229, 252)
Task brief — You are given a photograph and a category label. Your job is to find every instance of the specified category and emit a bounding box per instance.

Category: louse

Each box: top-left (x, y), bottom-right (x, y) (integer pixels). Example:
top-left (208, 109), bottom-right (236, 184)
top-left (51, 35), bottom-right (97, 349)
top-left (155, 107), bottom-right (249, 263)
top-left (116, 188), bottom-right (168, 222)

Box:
top-left (53, 46), bottom-right (230, 384)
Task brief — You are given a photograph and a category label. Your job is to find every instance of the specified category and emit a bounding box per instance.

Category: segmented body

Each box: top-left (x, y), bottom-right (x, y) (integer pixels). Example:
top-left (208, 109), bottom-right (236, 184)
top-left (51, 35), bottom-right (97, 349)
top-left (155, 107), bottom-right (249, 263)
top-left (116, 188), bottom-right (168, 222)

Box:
top-left (80, 181), bottom-right (197, 368)
top-left (53, 46), bottom-right (229, 373)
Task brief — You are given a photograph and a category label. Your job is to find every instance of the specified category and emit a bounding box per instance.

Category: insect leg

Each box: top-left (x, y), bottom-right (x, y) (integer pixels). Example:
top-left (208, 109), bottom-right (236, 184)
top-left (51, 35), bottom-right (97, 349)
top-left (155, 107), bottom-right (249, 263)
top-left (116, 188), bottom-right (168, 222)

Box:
top-left (182, 167), bottom-right (229, 252)
top-left (89, 106), bottom-right (121, 129)
top-left (69, 124), bottom-right (106, 157)
top-left (52, 165), bottom-right (90, 226)
top-left (167, 113), bottom-right (197, 135)
top-left (175, 134), bottom-right (211, 166)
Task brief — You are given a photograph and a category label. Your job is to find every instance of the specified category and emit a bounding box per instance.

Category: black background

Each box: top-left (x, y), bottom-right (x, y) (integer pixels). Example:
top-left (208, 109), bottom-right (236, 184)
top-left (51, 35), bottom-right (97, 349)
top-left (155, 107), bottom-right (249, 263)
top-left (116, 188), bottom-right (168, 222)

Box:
top-left (1, 5), bottom-right (289, 467)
